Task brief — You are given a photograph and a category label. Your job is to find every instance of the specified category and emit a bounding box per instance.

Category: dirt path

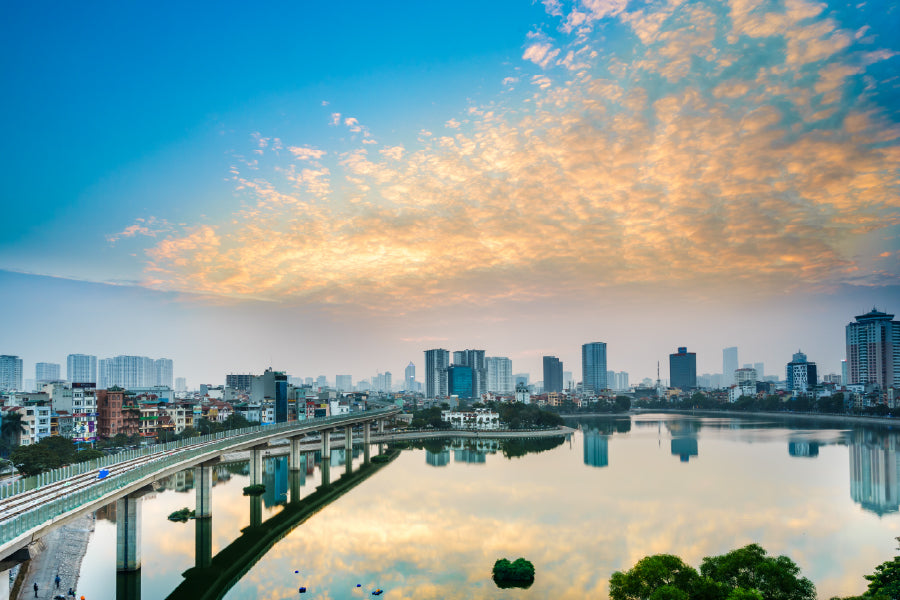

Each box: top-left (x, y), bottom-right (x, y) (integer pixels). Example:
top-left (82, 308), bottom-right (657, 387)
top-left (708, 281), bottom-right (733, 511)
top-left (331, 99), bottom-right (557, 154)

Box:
top-left (16, 514), bottom-right (94, 600)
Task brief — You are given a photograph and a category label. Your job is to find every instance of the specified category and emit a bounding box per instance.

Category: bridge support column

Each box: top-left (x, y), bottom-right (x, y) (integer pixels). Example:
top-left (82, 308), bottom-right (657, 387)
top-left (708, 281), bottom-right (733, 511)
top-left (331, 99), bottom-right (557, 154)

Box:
top-left (345, 425), bottom-right (353, 474)
top-left (378, 419), bottom-right (385, 434)
top-left (289, 437), bottom-right (304, 471)
top-left (289, 469), bottom-right (303, 504)
top-left (116, 570), bottom-right (141, 600)
top-left (194, 464), bottom-right (212, 518)
top-left (0, 567), bottom-right (9, 600)
top-left (363, 422), bottom-right (371, 464)
top-left (249, 445), bottom-right (265, 485)
top-left (116, 495), bottom-right (142, 572)
top-left (249, 495), bottom-right (263, 528)
top-left (321, 429), bottom-right (332, 463)
top-left (194, 516), bottom-right (212, 569)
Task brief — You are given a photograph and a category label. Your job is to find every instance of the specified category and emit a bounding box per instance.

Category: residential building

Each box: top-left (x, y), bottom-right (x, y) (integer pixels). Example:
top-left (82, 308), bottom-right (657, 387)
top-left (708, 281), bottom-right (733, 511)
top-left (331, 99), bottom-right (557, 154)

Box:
top-left (97, 387), bottom-right (126, 439)
top-left (753, 362), bottom-right (765, 379)
top-left (723, 347), bottom-right (739, 386)
top-left (154, 358), bottom-right (174, 388)
top-left (669, 347), bottom-right (697, 390)
top-left (0, 355), bottom-right (23, 391)
top-left (35, 362), bottom-right (61, 386)
top-left (67, 354), bottom-right (97, 385)
top-left (99, 355), bottom-right (154, 389)
top-left (735, 367), bottom-right (758, 386)
top-left (175, 377), bottom-right (187, 393)
top-left (486, 356), bottom-right (513, 393)
top-left (425, 349), bottom-right (450, 399)
top-left (336, 374), bottom-right (353, 393)
top-left (543, 356), bottom-right (563, 394)
top-left (225, 374), bottom-right (252, 393)
top-left (582, 342), bottom-right (607, 393)
top-left (786, 351), bottom-right (817, 393)
top-left (846, 308), bottom-right (899, 389)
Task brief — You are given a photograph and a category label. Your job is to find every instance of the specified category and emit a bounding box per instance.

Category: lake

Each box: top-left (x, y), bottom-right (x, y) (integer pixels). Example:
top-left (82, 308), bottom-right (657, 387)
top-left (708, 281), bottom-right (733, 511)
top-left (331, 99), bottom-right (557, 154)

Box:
top-left (70, 413), bottom-right (899, 599)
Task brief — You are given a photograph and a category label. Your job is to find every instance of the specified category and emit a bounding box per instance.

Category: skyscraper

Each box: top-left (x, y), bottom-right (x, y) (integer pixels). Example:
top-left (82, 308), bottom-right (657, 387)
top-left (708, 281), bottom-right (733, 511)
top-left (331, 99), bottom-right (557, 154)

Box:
top-left (226, 373), bottom-right (252, 392)
top-left (67, 354), bottom-right (97, 384)
top-left (543, 356), bottom-right (563, 393)
top-left (447, 364), bottom-right (474, 399)
top-left (453, 350), bottom-right (487, 397)
top-left (786, 351), bottom-right (817, 393)
top-left (336, 374), bottom-right (353, 392)
top-left (154, 358), bottom-right (174, 388)
top-left (404, 362), bottom-right (416, 391)
top-left (0, 355), bottom-right (23, 391)
top-left (486, 357), bottom-right (513, 393)
top-left (35, 362), bottom-right (61, 385)
top-left (846, 308), bottom-right (899, 389)
top-left (582, 342), bottom-right (607, 394)
top-left (669, 347), bottom-right (697, 390)
top-left (723, 347), bottom-right (739, 385)
top-left (425, 349), bottom-right (449, 399)
top-left (754, 362), bottom-right (765, 380)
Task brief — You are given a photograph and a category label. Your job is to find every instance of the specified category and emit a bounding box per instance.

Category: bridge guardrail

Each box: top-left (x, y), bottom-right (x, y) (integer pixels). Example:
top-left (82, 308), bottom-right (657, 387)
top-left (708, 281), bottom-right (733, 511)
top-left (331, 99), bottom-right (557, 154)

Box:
top-left (0, 408), bottom-right (398, 548)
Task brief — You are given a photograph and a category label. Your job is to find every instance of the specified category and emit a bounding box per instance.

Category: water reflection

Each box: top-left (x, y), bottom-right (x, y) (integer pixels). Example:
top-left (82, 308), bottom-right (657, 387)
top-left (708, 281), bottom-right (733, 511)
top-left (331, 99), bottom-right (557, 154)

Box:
top-left (850, 428), bottom-right (900, 516)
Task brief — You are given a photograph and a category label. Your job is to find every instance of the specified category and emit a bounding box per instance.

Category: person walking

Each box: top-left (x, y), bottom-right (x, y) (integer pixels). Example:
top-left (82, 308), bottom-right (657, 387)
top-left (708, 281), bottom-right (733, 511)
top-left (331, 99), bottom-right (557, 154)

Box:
top-left (33, 581), bottom-right (38, 597)
top-left (55, 574), bottom-right (61, 588)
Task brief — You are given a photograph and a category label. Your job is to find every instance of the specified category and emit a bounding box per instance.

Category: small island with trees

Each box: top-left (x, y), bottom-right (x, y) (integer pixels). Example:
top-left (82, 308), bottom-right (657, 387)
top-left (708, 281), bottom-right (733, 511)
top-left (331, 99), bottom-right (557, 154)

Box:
top-left (492, 557), bottom-right (535, 589)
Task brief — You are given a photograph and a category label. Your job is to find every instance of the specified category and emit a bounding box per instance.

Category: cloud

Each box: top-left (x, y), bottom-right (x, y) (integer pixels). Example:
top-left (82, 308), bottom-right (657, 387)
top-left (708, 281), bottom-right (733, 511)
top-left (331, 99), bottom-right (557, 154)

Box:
top-left (107, 217), bottom-right (172, 244)
top-left (135, 0), bottom-right (900, 313)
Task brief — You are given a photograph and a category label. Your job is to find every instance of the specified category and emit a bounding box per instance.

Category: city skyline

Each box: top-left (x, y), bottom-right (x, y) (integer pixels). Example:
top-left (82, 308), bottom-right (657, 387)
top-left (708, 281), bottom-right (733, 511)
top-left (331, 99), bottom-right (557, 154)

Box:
top-left (1, 0), bottom-right (898, 385)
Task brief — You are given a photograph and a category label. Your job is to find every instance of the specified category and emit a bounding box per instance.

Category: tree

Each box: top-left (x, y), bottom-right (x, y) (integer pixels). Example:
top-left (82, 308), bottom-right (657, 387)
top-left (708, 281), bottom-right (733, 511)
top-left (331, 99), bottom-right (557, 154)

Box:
top-left (609, 555), bottom-right (701, 600)
top-left (863, 537), bottom-right (900, 599)
top-left (11, 444), bottom-right (62, 476)
top-left (1, 412), bottom-right (26, 450)
top-left (615, 396), bottom-right (632, 412)
top-left (700, 544), bottom-right (816, 600)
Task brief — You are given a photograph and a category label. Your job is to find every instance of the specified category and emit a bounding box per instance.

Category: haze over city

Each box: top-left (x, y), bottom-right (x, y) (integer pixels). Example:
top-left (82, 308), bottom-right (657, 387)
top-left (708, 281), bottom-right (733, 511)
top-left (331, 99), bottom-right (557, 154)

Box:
top-left (1, 0), bottom-right (898, 385)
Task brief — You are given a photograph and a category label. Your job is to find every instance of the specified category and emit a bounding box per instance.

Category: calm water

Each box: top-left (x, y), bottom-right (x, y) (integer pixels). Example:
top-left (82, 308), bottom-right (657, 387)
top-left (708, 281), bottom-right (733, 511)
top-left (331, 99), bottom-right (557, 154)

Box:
top-left (70, 414), bottom-right (899, 600)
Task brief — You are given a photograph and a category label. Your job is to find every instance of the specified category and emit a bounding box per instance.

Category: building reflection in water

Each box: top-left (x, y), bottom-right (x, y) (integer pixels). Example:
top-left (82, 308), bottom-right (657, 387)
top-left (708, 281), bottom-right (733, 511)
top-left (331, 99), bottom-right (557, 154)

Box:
top-left (263, 456), bottom-right (288, 508)
top-left (788, 441), bottom-right (820, 457)
top-left (426, 449), bottom-right (450, 467)
top-left (583, 430), bottom-right (609, 468)
top-left (849, 428), bottom-right (900, 516)
top-left (666, 419), bottom-right (700, 463)
top-left (670, 437), bottom-right (698, 462)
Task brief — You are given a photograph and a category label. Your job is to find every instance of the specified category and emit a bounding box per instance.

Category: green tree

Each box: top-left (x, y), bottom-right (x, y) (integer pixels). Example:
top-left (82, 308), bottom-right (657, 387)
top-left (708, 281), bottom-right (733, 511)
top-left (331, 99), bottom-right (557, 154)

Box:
top-left (1, 412), bottom-right (26, 450)
top-left (11, 444), bottom-right (62, 476)
top-left (609, 555), bottom-right (701, 600)
top-left (74, 449), bottom-right (105, 463)
top-left (863, 538), bottom-right (900, 599)
top-left (700, 544), bottom-right (816, 600)
top-left (615, 396), bottom-right (632, 412)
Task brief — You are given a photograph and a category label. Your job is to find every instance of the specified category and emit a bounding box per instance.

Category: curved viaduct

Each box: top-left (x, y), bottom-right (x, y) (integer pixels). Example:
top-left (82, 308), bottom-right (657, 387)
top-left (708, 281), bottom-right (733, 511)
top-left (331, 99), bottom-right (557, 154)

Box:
top-left (0, 407), bottom-right (400, 572)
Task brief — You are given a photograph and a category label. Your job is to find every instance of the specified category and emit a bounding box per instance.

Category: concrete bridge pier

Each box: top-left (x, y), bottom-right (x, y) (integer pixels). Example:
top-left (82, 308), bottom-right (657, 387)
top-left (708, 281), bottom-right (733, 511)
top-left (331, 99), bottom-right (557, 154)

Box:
top-left (116, 494), bottom-right (142, 572)
top-left (289, 437), bottom-right (304, 471)
top-left (344, 425), bottom-right (353, 475)
top-left (249, 445), bottom-right (266, 485)
top-left (321, 429), bottom-right (332, 465)
top-left (194, 462), bottom-right (215, 519)
top-left (363, 421), bottom-right (371, 464)
top-left (116, 570), bottom-right (141, 600)
top-left (249, 495), bottom-right (263, 528)
top-left (289, 469), bottom-right (303, 504)
top-left (194, 513), bottom-right (212, 569)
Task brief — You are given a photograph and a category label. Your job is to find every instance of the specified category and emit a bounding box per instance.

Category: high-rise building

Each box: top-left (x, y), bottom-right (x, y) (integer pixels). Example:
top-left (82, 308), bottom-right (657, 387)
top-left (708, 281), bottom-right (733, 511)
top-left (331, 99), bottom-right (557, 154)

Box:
top-left (582, 342), bottom-right (607, 394)
top-left (67, 354), bottom-right (97, 384)
top-left (753, 362), bottom-right (765, 379)
top-left (99, 355), bottom-right (156, 389)
top-left (786, 351), bottom-right (817, 393)
top-left (842, 360), bottom-right (848, 388)
top-left (0, 355), bottom-right (23, 391)
top-left (846, 308), bottom-right (899, 389)
top-left (669, 347), bottom-right (697, 390)
top-left (447, 365), bottom-right (474, 399)
top-left (154, 358), bottom-right (174, 388)
top-left (452, 350), bottom-right (487, 397)
top-left (543, 356), bottom-right (563, 393)
top-left (316, 375), bottom-right (328, 389)
top-left (486, 357), bottom-right (513, 393)
top-left (404, 362), bottom-right (416, 391)
top-left (336, 374), bottom-right (353, 392)
top-left (226, 374), bottom-right (252, 392)
top-left (514, 373), bottom-right (530, 386)
top-left (175, 377), bottom-right (187, 393)
top-left (425, 349), bottom-right (450, 398)
top-left (35, 362), bottom-right (61, 385)
top-left (735, 367), bottom-right (757, 385)
top-left (723, 347), bottom-right (739, 385)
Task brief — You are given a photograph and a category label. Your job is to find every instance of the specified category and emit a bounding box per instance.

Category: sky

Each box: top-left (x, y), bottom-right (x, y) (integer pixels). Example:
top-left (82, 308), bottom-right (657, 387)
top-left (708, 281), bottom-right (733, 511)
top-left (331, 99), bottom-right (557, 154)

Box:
top-left (1, 0), bottom-right (898, 387)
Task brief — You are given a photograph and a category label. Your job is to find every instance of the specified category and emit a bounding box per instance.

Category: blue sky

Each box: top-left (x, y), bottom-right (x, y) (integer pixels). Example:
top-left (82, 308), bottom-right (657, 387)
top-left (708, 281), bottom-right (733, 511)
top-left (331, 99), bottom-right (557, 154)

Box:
top-left (1, 0), bottom-right (898, 386)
